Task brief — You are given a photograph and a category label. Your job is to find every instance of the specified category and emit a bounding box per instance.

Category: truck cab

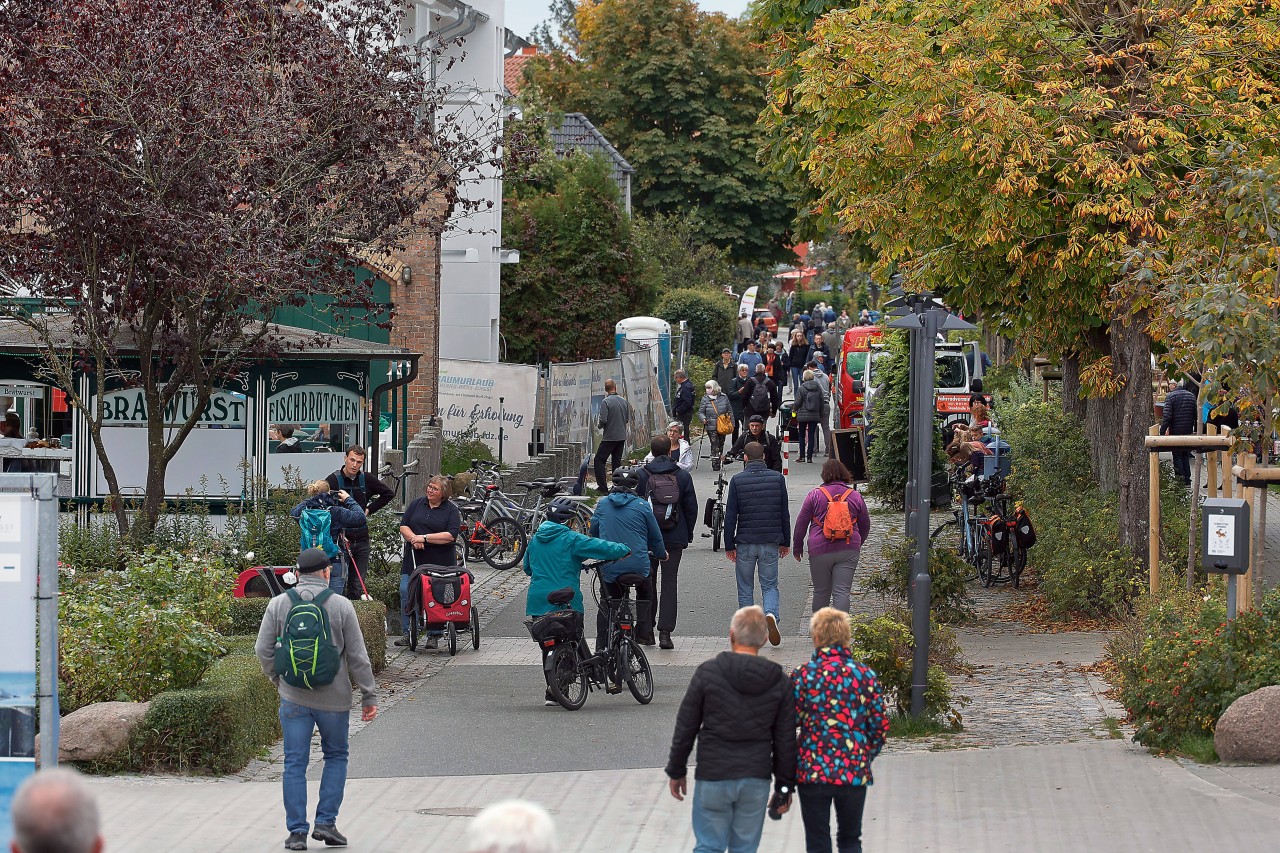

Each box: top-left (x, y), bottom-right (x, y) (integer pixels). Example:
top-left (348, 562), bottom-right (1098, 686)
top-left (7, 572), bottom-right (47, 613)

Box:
top-left (858, 339), bottom-right (975, 430)
top-left (834, 326), bottom-right (885, 429)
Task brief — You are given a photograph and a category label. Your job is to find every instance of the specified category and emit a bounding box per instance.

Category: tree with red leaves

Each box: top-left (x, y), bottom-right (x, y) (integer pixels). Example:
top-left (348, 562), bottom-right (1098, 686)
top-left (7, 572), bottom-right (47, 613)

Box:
top-left (0, 0), bottom-right (505, 540)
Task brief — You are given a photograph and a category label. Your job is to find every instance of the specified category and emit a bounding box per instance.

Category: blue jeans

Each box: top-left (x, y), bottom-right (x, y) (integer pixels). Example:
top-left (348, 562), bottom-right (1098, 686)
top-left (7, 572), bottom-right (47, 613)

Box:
top-left (734, 543), bottom-right (780, 622)
top-left (692, 778), bottom-right (772, 853)
top-left (791, 367), bottom-right (804, 398)
top-left (279, 699), bottom-right (349, 835)
top-left (328, 557), bottom-right (345, 596)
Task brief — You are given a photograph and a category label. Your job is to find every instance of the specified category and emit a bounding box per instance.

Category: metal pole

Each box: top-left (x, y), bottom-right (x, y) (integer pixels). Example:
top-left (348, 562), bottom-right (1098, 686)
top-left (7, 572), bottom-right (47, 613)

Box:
top-left (498, 396), bottom-right (505, 465)
top-left (1227, 575), bottom-right (1238, 620)
top-left (32, 474), bottom-right (59, 766)
top-left (909, 310), bottom-right (941, 716)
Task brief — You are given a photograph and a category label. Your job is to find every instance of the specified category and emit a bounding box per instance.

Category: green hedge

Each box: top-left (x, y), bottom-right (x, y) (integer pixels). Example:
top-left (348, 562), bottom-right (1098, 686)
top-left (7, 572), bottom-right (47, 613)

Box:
top-left (228, 598), bottom-right (385, 675)
top-left (130, 654), bottom-right (280, 774)
top-left (656, 288), bottom-right (737, 360)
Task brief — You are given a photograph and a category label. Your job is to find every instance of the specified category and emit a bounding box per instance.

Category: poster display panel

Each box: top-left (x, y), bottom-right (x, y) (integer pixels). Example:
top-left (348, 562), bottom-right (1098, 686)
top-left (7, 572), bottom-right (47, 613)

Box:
top-left (438, 360), bottom-right (539, 464)
top-left (0, 493), bottom-right (38, 848)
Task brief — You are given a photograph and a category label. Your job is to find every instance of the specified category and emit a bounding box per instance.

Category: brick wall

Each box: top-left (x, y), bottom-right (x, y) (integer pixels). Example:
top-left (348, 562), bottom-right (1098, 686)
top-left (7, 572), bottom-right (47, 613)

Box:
top-left (389, 198), bottom-right (450, 430)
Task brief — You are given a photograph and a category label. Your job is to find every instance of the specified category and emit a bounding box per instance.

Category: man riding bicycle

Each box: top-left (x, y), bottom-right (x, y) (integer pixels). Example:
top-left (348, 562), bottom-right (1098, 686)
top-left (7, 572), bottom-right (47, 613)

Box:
top-left (589, 467), bottom-right (666, 648)
top-left (723, 415), bottom-right (783, 472)
top-left (524, 497), bottom-right (631, 706)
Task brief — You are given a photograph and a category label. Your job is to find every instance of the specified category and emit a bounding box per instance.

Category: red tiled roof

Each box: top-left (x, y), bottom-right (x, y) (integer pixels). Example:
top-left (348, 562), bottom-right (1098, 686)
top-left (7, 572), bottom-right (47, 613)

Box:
top-left (504, 47), bottom-right (538, 95)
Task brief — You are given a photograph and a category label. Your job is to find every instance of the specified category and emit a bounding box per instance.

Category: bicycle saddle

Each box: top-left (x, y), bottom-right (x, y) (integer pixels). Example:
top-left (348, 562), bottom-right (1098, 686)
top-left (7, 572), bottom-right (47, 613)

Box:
top-left (614, 572), bottom-right (648, 587)
top-left (457, 500), bottom-right (485, 513)
top-left (547, 587), bottom-right (575, 606)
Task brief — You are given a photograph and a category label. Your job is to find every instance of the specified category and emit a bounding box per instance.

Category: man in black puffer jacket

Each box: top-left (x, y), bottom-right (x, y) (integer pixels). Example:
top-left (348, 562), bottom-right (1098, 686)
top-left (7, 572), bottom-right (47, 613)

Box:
top-left (1161, 380), bottom-right (1199, 485)
top-left (665, 606), bottom-right (796, 853)
top-left (724, 442), bottom-right (791, 646)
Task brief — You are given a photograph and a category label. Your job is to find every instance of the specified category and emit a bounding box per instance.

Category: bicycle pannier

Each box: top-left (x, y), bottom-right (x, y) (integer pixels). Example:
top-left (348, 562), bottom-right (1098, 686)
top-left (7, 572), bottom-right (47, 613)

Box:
top-left (985, 515), bottom-right (1008, 555)
top-left (1014, 506), bottom-right (1037, 549)
top-left (528, 609), bottom-right (584, 643)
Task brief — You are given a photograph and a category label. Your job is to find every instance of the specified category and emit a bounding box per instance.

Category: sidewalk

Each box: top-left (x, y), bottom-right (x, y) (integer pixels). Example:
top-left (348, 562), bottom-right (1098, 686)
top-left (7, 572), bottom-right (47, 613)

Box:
top-left (91, 739), bottom-right (1280, 852)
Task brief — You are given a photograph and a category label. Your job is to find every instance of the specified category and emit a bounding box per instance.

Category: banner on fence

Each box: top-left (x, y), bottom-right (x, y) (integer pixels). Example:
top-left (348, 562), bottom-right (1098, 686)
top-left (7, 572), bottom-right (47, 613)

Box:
top-left (548, 362), bottom-right (595, 450)
top-left (438, 359), bottom-right (539, 464)
top-left (620, 349), bottom-right (657, 450)
top-left (0, 493), bottom-right (38, 849)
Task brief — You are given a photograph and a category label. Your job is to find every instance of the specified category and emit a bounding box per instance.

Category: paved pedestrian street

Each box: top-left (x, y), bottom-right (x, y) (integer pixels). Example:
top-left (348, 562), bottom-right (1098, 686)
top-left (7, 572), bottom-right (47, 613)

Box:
top-left (91, 454), bottom-right (1280, 851)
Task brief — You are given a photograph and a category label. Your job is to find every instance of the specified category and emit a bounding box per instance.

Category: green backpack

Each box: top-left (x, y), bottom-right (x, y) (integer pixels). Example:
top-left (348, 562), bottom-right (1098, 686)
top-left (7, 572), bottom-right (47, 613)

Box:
top-left (274, 589), bottom-right (341, 689)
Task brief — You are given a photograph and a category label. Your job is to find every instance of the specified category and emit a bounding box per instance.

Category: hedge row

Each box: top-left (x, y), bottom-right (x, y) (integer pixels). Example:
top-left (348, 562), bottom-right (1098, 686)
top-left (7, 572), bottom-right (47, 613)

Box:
top-left (129, 654), bottom-right (280, 774)
top-left (228, 598), bottom-right (387, 675)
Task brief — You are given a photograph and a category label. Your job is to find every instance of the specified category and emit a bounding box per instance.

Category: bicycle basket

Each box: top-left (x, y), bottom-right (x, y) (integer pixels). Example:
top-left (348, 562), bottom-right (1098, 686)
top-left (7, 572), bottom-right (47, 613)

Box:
top-left (528, 610), bottom-right (583, 643)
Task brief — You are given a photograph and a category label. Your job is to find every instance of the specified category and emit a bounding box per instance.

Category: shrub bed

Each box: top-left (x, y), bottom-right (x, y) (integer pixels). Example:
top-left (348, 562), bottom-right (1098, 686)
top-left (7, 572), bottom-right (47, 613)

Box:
top-left (228, 598), bottom-right (386, 675)
top-left (850, 609), bottom-right (969, 727)
top-left (997, 400), bottom-right (1191, 619)
top-left (864, 534), bottom-right (974, 623)
top-left (129, 654), bottom-right (280, 774)
top-left (59, 549), bottom-right (232, 713)
top-left (1108, 587), bottom-right (1280, 751)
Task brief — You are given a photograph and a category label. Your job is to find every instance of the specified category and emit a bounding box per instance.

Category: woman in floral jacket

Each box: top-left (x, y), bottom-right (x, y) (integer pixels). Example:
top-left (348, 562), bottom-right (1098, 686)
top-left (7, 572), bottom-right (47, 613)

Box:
top-left (792, 607), bottom-right (889, 853)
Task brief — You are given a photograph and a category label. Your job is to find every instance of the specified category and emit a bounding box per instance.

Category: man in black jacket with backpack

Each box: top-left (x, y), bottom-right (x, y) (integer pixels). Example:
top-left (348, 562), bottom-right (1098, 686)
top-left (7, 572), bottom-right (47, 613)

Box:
top-left (636, 435), bottom-right (698, 651)
top-left (325, 445), bottom-right (396, 598)
top-left (665, 605), bottom-right (796, 852)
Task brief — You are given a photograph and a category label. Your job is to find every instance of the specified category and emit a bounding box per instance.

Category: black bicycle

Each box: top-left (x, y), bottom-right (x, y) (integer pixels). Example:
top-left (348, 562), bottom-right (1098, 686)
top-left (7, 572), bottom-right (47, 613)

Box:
top-left (702, 462), bottom-right (730, 552)
top-left (529, 560), bottom-right (655, 711)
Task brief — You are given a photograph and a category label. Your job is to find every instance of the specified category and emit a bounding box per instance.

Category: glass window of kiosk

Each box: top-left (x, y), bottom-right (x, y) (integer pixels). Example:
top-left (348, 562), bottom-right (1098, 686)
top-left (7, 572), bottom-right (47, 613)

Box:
top-left (266, 385), bottom-right (364, 486)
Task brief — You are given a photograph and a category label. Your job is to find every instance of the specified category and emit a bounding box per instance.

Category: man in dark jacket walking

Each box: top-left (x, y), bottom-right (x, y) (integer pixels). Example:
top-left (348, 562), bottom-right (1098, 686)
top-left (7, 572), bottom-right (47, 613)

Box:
top-left (595, 380), bottom-right (632, 492)
top-left (637, 436), bottom-right (699, 650)
top-left (1161, 380), bottom-right (1199, 485)
top-left (743, 364), bottom-right (776, 426)
top-left (673, 369), bottom-right (696, 442)
top-left (666, 605), bottom-right (796, 853)
top-left (325, 445), bottom-right (395, 599)
top-left (724, 443), bottom-right (791, 646)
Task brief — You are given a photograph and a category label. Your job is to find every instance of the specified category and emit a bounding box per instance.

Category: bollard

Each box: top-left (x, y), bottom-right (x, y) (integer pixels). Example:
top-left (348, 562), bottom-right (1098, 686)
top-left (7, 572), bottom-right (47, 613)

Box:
top-left (782, 444), bottom-right (789, 476)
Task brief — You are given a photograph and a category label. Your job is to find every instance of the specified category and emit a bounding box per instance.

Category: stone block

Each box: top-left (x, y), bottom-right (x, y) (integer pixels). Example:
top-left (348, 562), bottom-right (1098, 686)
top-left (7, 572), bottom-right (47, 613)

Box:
top-left (1215, 685), bottom-right (1280, 763)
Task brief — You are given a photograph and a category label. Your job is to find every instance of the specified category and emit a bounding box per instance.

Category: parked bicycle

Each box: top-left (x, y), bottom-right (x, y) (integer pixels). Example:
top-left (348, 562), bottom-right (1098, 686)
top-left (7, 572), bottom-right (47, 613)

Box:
top-left (456, 497), bottom-right (527, 570)
top-left (979, 481), bottom-right (1027, 588)
top-left (527, 559), bottom-right (655, 711)
top-left (929, 465), bottom-right (991, 580)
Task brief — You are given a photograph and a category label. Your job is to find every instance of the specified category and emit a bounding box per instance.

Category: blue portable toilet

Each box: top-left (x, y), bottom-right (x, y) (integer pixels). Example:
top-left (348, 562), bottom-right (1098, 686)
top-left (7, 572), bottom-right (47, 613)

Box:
top-left (615, 317), bottom-right (672, 402)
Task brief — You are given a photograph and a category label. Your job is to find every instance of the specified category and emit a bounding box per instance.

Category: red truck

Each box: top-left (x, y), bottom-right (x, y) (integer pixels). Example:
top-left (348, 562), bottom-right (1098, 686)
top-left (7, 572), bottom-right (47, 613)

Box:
top-left (833, 326), bottom-right (885, 429)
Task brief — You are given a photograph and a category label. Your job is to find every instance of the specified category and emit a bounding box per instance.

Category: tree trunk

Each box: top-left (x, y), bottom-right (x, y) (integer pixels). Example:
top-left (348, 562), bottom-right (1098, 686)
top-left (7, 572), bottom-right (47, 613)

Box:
top-left (1085, 391), bottom-right (1122, 494)
top-left (1061, 352), bottom-right (1087, 423)
top-left (1112, 309), bottom-right (1155, 559)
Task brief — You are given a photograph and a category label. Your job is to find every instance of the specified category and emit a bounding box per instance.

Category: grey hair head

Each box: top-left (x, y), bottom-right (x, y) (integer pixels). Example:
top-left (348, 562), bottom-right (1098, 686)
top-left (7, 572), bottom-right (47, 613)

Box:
top-left (11, 767), bottom-right (102, 853)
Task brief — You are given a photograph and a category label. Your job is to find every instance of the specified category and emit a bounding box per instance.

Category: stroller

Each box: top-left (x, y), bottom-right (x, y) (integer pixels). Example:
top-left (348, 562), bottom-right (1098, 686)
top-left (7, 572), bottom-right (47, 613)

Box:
top-left (404, 562), bottom-right (480, 655)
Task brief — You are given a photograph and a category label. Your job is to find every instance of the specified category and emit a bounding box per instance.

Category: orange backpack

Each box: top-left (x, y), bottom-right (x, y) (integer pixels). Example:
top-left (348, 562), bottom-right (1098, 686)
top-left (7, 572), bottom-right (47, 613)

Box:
top-left (819, 485), bottom-right (855, 543)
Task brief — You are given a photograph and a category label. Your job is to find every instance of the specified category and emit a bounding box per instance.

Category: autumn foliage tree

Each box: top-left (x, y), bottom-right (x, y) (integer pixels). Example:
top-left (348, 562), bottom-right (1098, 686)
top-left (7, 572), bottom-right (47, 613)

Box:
top-left (0, 0), bottom-right (501, 540)
top-left (754, 0), bottom-right (1280, 557)
top-left (530, 0), bottom-right (795, 265)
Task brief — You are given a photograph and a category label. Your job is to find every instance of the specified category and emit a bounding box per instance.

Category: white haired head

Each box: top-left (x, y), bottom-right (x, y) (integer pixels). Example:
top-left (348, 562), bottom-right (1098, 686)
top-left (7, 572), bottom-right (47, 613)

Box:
top-left (465, 800), bottom-right (557, 853)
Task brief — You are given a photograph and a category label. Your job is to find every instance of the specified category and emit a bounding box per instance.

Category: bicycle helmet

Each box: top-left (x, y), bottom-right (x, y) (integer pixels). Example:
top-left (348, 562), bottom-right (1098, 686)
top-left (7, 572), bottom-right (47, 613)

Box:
top-left (547, 497), bottom-right (580, 524)
top-left (611, 466), bottom-right (641, 492)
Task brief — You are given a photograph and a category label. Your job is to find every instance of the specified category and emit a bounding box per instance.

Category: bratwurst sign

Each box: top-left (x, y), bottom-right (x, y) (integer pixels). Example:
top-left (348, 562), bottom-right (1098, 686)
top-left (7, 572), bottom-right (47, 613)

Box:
top-left (99, 388), bottom-right (248, 426)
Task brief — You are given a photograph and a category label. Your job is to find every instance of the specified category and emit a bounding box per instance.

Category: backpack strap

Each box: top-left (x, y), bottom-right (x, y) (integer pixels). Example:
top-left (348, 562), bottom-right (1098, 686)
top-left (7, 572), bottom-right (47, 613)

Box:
top-left (312, 588), bottom-right (333, 607)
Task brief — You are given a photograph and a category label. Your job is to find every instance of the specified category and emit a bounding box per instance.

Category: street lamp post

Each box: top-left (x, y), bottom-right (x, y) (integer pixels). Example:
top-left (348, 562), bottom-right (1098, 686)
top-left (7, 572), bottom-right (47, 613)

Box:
top-left (887, 289), bottom-right (974, 715)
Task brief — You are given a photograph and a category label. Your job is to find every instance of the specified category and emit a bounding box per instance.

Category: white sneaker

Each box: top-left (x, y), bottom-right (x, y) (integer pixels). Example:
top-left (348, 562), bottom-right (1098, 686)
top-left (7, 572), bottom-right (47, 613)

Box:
top-left (766, 614), bottom-right (782, 646)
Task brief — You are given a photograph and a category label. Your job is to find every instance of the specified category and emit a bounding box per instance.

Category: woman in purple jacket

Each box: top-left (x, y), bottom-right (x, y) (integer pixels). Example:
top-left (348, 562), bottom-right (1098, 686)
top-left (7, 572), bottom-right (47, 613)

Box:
top-left (792, 460), bottom-right (871, 613)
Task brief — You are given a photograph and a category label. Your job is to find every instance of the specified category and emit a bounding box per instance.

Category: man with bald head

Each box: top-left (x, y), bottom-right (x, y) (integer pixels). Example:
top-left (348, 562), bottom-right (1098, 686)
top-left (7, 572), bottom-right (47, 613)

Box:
top-left (10, 767), bottom-right (104, 853)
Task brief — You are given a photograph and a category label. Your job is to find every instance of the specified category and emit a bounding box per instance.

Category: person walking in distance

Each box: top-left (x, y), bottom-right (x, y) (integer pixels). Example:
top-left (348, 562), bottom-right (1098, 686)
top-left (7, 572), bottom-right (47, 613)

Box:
top-left (701, 380), bottom-right (733, 471)
top-left (723, 443), bottom-right (791, 646)
top-left (1161, 379), bottom-right (1198, 486)
top-left (714, 349), bottom-right (738, 403)
top-left (793, 461), bottom-right (870, 614)
top-left (810, 360), bottom-right (835, 459)
top-left (590, 467), bottom-right (666, 647)
top-left (595, 379), bottom-right (631, 493)
top-left (256, 547), bottom-right (378, 850)
top-left (794, 369), bottom-right (824, 464)
top-left (325, 445), bottom-right (395, 599)
top-left (793, 608), bottom-right (889, 853)
top-left (637, 435), bottom-right (698, 650)
top-left (737, 313), bottom-right (754, 355)
top-left (743, 364), bottom-right (775, 428)
top-left (730, 364), bottom-right (750, 441)
top-left (9, 768), bottom-right (104, 853)
top-left (737, 340), bottom-right (763, 377)
top-left (724, 415), bottom-right (783, 473)
top-left (673, 369), bottom-right (696, 441)
top-left (665, 606), bottom-right (796, 853)
top-left (788, 328), bottom-right (811, 398)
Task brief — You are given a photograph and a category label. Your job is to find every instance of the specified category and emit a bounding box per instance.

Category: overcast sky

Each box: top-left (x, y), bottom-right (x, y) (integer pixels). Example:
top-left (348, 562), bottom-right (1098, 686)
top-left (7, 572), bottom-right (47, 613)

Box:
top-left (505, 0), bottom-right (753, 42)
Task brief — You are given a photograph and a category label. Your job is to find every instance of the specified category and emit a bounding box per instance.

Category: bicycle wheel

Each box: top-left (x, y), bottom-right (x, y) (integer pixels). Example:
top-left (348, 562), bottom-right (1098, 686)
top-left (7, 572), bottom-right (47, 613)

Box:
top-left (481, 517), bottom-right (527, 570)
top-left (711, 505), bottom-right (724, 552)
top-left (470, 606), bottom-right (481, 649)
top-left (547, 644), bottom-right (588, 710)
top-left (975, 528), bottom-right (994, 587)
top-left (622, 637), bottom-right (654, 704)
top-left (1011, 540), bottom-right (1026, 588)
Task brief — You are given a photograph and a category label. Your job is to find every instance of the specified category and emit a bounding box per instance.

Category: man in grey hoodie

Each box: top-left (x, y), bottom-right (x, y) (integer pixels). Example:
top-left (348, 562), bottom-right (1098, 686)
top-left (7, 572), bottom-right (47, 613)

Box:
top-left (256, 548), bottom-right (378, 851)
top-left (594, 379), bottom-right (632, 492)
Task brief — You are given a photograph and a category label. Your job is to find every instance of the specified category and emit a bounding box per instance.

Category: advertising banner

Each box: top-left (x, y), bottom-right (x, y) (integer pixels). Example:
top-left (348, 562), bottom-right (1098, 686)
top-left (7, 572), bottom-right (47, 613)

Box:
top-left (438, 359), bottom-right (539, 464)
top-left (738, 285), bottom-right (759, 319)
top-left (0, 493), bottom-right (38, 848)
top-left (548, 362), bottom-right (595, 450)
top-left (620, 350), bottom-right (656, 451)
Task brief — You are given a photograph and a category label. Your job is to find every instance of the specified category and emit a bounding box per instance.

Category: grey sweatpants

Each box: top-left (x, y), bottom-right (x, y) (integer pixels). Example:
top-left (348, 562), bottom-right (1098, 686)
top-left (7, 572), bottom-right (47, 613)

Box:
top-left (808, 548), bottom-right (861, 613)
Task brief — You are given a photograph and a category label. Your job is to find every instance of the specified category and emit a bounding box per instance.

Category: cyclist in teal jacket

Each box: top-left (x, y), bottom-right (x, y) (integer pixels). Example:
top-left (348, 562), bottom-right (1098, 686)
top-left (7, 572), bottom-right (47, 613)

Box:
top-left (525, 498), bottom-right (630, 705)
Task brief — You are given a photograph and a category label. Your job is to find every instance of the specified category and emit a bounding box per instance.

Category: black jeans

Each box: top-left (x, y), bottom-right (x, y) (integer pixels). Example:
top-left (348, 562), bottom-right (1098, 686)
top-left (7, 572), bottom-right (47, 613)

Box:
top-left (650, 546), bottom-right (685, 633)
top-left (798, 783), bottom-right (867, 853)
top-left (595, 440), bottom-right (626, 490)
top-left (678, 411), bottom-right (693, 444)
top-left (595, 577), bottom-right (653, 647)
top-left (1172, 449), bottom-right (1192, 484)
top-left (342, 534), bottom-right (370, 599)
